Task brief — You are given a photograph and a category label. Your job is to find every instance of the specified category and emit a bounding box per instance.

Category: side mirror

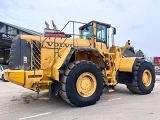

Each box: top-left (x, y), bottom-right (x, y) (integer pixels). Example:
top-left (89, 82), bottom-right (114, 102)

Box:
top-left (1, 67), bottom-right (3, 71)
top-left (113, 27), bottom-right (116, 35)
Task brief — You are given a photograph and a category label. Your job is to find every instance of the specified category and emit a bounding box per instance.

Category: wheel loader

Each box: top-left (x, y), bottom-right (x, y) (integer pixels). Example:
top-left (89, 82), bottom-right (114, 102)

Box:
top-left (4, 20), bottom-right (155, 107)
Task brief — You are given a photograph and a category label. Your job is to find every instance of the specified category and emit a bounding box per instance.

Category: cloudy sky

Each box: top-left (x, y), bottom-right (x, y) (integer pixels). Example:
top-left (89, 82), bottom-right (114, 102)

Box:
top-left (0, 0), bottom-right (159, 57)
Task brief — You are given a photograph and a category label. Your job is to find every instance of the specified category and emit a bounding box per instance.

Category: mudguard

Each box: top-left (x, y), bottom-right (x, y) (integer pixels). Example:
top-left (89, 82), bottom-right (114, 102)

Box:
top-left (119, 57), bottom-right (136, 72)
top-left (50, 47), bottom-right (103, 81)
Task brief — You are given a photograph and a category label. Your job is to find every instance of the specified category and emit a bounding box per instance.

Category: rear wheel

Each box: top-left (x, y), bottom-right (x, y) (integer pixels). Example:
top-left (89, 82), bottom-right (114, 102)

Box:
top-left (127, 59), bottom-right (155, 94)
top-left (60, 60), bottom-right (104, 107)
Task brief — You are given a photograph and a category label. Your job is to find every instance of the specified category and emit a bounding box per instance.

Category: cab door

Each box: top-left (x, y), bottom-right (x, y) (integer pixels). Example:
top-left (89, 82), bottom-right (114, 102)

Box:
top-left (95, 24), bottom-right (108, 51)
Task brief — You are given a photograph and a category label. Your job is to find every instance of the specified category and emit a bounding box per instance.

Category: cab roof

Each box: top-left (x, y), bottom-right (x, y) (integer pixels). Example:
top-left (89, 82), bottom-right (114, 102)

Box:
top-left (79, 20), bottom-right (111, 30)
top-left (91, 20), bottom-right (111, 27)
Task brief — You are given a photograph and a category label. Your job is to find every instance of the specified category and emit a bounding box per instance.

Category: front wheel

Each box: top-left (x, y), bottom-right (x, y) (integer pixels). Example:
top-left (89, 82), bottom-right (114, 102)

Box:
top-left (60, 61), bottom-right (104, 107)
top-left (127, 60), bottom-right (155, 94)
top-left (2, 74), bottom-right (8, 82)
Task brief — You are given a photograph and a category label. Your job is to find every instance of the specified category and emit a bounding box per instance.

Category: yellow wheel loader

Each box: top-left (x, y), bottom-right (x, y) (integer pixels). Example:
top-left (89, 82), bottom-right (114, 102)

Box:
top-left (4, 20), bottom-right (155, 107)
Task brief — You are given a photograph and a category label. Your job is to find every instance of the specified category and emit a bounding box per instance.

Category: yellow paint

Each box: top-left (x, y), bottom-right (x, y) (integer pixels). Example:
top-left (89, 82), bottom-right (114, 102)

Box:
top-left (24, 70), bottom-right (44, 89)
top-left (76, 72), bottom-right (97, 97)
top-left (6, 21), bottom-right (138, 93)
top-left (121, 41), bottom-right (131, 56)
top-left (49, 47), bottom-right (72, 80)
top-left (4, 69), bottom-right (52, 91)
top-left (101, 46), bottom-right (122, 86)
top-left (20, 35), bottom-right (91, 47)
top-left (142, 70), bottom-right (152, 86)
top-left (4, 69), bottom-right (24, 86)
top-left (119, 57), bottom-right (136, 72)
top-left (41, 48), bottom-right (54, 69)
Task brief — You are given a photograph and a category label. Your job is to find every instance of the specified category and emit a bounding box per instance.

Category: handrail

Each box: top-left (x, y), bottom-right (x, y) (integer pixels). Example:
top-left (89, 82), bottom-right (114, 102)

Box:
top-left (56, 21), bottom-right (86, 57)
top-left (54, 21), bottom-right (86, 46)
top-left (41, 20), bottom-right (87, 62)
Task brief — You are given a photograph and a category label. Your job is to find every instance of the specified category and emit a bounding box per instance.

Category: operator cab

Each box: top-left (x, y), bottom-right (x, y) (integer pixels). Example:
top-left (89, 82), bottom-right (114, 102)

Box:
top-left (79, 21), bottom-right (116, 46)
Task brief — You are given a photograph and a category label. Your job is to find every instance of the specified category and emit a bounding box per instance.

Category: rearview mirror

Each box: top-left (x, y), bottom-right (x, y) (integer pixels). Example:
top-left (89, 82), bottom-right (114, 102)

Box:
top-left (113, 27), bottom-right (116, 35)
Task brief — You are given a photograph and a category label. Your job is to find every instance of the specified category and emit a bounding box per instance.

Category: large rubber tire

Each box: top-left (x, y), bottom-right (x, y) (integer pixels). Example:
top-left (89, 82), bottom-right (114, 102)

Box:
top-left (2, 74), bottom-right (8, 82)
top-left (59, 60), bottom-right (104, 107)
top-left (127, 59), bottom-right (155, 94)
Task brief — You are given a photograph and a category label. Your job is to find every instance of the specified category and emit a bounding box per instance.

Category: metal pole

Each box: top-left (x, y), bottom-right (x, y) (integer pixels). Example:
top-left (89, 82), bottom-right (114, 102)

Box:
top-left (73, 22), bottom-right (75, 46)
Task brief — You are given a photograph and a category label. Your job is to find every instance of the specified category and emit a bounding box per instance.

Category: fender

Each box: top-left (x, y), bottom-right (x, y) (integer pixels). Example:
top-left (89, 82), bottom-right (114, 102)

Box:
top-left (49, 47), bottom-right (72, 80)
top-left (50, 47), bottom-right (104, 81)
top-left (119, 57), bottom-right (136, 72)
top-left (61, 47), bottom-right (104, 69)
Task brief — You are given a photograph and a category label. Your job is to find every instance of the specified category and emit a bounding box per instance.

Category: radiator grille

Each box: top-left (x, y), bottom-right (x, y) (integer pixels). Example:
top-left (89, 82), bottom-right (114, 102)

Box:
top-left (31, 41), bottom-right (41, 70)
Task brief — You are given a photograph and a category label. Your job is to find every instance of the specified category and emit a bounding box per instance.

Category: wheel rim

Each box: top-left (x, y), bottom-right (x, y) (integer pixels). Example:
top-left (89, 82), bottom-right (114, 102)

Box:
top-left (76, 72), bottom-right (97, 97)
top-left (142, 70), bottom-right (152, 87)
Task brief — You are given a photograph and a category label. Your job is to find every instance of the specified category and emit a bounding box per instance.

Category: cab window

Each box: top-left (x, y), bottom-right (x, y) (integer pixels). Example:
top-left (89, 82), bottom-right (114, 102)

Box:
top-left (81, 25), bottom-right (93, 39)
top-left (96, 24), bottom-right (107, 44)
